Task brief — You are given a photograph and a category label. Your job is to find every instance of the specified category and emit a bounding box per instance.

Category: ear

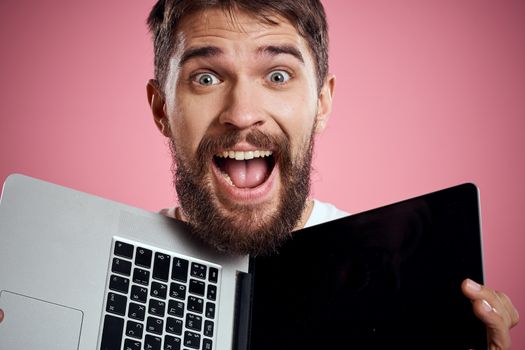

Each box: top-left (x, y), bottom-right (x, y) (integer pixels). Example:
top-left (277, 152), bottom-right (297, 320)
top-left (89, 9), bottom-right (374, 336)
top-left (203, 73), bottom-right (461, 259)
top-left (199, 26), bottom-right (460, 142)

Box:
top-left (147, 79), bottom-right (171, 137)
top-left (314, 73), bottom-right (336, 134)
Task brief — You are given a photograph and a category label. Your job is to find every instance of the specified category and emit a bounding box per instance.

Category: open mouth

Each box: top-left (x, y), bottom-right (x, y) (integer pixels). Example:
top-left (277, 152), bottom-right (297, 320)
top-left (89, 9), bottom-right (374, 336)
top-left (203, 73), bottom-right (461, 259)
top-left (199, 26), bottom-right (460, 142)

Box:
top-left (213, 150), bottom-right (276, 189)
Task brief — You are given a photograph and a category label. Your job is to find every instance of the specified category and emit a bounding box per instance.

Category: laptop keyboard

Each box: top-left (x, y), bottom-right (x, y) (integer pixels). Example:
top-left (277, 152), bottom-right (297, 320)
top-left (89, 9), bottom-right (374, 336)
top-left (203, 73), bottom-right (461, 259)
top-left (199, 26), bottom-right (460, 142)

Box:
top-left (99, 237), bottom-right (221, 350)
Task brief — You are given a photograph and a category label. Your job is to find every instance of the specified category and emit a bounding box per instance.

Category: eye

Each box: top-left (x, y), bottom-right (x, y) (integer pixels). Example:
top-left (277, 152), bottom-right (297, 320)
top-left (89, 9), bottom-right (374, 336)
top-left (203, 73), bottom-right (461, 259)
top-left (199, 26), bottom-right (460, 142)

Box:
top-left (267, 70), bottom-right (291, 84)
top-left (194, 72), bottom-right (221, 86)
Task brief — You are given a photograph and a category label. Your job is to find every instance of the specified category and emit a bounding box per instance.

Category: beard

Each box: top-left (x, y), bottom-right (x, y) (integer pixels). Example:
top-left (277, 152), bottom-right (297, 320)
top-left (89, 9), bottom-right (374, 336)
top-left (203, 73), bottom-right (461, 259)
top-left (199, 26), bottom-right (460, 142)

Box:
top-left (169, 129), bottom-right (314, 256)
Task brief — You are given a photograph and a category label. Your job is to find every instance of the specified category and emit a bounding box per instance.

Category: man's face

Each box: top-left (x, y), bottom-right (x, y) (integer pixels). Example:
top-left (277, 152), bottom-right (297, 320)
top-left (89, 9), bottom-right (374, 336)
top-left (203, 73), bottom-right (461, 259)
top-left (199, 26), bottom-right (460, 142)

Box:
top-left (148, 8), bottom-right (334, 255)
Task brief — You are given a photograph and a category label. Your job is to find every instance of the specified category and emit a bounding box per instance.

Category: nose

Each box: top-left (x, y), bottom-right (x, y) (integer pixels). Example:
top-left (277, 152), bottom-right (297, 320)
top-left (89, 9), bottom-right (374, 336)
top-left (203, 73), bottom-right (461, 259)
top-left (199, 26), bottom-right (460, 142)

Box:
top-left (219, 78), bottom-right (265, 130)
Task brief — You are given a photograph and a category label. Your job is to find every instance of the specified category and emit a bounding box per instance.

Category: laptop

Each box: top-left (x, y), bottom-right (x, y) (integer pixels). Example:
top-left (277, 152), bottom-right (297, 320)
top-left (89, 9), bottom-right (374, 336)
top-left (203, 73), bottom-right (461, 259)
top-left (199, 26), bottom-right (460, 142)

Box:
top-left (0, 174), bottom-right (487, 349)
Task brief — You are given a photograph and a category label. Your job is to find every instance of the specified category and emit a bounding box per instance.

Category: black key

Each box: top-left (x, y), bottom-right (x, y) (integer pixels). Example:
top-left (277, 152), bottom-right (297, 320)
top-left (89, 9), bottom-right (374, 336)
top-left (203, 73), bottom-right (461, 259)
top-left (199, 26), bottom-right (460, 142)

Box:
top-left (114, 241), bottom-right (133, 259)
top-left (190, 263), bottom-right (207, 280)
top-left (208, 267), bottom-right (218, 283)
top-left (206, 285), bottom-right (217, 301)
top-left (168, 300), bottom-right (184, 318)
top-left (164, 335), bottom-right (181, 350)
top-left (100, 314), bottom-right (124, 350)
top-left (130, 285), bottom-right (148, 303)
top-left (147, 316), bottom-right (164, 335)
top-left (151, 281), bottom-right (168, 299)
top-left (205, 302), bottom-right (215, 319)
top-left (144, 334), bottom-right (161, 350)
top-left (170, 282), bottom-right (186, 300)
top-left (124, 338), bottom-right (141, 350)
top-left (189, 279), bottom-right (205, 296)
top-left (202, 338), bottom-right (213, 350)
top-left (109, 274), bottom-right (130, 294)
top-left (135, 247), bottom-right (152, 268)
top-left (153, 252), bottom-right (171, 281)
top-left (112, 257), bottom-right (132, 276)
top-left (185, 313), bottom-right (202, 332)
top-left (184, 331), bottom-right (201, 349)
top-left (106, 292), bottom-right (127, 316)
top-left (128, 302), bottom-right (146, 321)
top-left (149, 299), bottom-right (166, 317)
top-left (203, 320), bottom-right (214, 337)
top-left (187, 296), bottom-right (203, 314)
top-left (172, 258), bottom-right (189, 282)
top-left (166, 316), bottom-right (183, 335)
top-left (126, 320), bottom-right (144, 339)
top-left (133, 268), bottom-right (150, 286)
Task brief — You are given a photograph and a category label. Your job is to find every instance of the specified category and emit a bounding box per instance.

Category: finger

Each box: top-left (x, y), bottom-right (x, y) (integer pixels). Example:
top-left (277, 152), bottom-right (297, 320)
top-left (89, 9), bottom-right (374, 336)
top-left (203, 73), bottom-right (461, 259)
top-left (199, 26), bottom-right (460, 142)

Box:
top-left (462, 279), bottom-right (517, 349)
top-left (0, 308), bottom-right (3, 323)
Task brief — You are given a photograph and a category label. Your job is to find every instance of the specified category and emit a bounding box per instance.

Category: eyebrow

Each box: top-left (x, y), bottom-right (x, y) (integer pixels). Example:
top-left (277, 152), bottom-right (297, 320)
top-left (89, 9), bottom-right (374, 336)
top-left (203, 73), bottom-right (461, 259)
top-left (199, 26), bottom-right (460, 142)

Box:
top-left (179, 46), bottom-right (224, 67)
top-left (257, 45), bottom-right (305, 64)
top-left (178, 44), bottom-right (305, 67)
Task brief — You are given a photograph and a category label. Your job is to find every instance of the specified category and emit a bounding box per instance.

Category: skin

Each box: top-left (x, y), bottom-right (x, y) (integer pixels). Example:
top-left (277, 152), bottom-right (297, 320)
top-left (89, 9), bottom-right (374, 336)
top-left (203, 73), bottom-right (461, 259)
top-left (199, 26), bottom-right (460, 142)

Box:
top-left (1, 7), bottom-right (517, 349)
top-left (147, 9), bottom-right (334, 232)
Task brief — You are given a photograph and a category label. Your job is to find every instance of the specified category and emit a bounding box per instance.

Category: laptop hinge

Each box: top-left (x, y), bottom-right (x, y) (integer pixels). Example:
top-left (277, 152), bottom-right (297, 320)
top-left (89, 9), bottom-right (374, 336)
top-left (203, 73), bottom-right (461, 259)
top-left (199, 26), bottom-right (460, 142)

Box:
top-left (232, 270), bottom-right (253, 350)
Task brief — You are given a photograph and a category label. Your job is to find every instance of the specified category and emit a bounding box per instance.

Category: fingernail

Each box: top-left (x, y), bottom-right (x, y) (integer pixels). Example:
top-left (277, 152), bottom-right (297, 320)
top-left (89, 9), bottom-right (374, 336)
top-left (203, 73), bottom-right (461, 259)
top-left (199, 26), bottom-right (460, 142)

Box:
top-left (466, 279), bottom-right (481, 291)
top-left (482, 300), bottom-right (493, 313)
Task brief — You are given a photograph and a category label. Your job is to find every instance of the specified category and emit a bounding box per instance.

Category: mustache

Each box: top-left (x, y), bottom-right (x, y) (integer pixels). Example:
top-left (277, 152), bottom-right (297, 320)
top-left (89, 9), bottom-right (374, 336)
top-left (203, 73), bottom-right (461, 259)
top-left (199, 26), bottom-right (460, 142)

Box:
top-left (195, 129), bottom-right (289, 160)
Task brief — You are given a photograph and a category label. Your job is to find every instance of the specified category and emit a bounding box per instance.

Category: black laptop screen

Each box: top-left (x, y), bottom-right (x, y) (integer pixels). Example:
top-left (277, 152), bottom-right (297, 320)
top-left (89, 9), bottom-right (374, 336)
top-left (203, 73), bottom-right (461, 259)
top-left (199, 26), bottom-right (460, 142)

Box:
top-left (249, 184), bottom-right (486, 350)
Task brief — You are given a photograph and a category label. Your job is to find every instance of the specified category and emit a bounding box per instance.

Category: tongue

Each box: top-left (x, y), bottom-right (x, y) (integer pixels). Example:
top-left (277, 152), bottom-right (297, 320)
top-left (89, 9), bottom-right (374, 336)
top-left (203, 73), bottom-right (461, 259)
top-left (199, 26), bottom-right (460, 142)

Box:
top-left (222, 158), bottom-right (269, 188)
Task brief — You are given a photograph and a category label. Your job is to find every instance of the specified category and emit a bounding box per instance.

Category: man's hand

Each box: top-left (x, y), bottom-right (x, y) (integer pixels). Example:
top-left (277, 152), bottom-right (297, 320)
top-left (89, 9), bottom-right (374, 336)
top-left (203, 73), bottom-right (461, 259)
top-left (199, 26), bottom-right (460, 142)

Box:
top-left (0, 308), bottom-right (3, 323)
top-left (462, 279), bottom-right (519, 350)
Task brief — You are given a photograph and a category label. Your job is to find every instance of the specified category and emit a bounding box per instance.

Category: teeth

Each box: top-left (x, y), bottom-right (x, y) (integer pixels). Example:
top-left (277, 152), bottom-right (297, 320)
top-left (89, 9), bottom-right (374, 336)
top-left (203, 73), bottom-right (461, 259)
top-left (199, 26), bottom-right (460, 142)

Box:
top-left (215, 150), bottom-right (273, 159)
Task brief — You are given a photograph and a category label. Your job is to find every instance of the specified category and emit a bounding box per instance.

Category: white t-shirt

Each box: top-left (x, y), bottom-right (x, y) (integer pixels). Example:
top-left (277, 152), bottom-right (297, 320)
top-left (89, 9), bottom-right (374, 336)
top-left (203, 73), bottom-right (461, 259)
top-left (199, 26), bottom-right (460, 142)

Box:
top-left (304, 199), bottom-right (349, 228)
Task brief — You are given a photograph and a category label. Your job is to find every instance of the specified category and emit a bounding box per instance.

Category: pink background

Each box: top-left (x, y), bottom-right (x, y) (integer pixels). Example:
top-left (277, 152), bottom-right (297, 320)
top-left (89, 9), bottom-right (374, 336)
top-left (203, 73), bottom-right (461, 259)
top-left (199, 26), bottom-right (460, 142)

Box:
top-left (1, 0), bottom-right (523, 344)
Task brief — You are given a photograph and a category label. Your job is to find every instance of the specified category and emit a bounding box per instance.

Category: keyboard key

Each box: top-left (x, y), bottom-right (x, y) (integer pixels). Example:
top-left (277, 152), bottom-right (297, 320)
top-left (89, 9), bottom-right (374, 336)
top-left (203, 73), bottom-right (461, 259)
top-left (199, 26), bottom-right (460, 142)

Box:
top-left (112, 257), bottom-right (132, 276)
top-left (206, 285), bottom-right (217, 301)
top-left (133, 268), bottom-right (150, 286)
top-left (128, 302), bottom-right (146, 321)
top-left (189, 279), bottom-right (205, 296)
top-left (166, 316), bottom-right (183, 335)
top-left (149, 299), bottom-right (166, 317)
top-left (186, 313), bottom-right (202, 332)
top-left (126, 320), bottom-right (144, 339)
top-left (144, 334), bottom-right (161, 350)
top-left (130, 285), bottom-right (148, 303)
top-left (203, 320), bottom-right (214, 337)
top-left (109, 274), bottom-right (130, 294)
top-left (205, 302), bottom-right (215, 319)
top-left (114, 241), bottom-right (133, 259)
top-left (170, 282), bottom-right (186, 300)
top-left (208, 267), bottom-right (218, 283)
top-left (146, 316), bottom-right (164, 335)
top-left (106, 292), bottom-right (127, 316)
top-left (187, 296), bottom-right (203, 314)
top-left (100, 314), bottom-right (124, 350)
top-left (153, 252), bottom-right (171, 281)
top-left (202, 338), bottom-right (213, 350)
top-left (172, 258), bottom-right (189, 282)
top-left (151, 281), bottom-right (168, 299)
top-left (123, 338), bottom-right (141, 350)
top-left (190, 263), bottom-right (207, 280)
top-left (184, 331), bottom-right (201, 349)
top-left (168, 300), bottom-right (184, 318)
top-left (164, 335), bottom-right (181, 350)
top-left (135, 247), bottom-right (152, 268)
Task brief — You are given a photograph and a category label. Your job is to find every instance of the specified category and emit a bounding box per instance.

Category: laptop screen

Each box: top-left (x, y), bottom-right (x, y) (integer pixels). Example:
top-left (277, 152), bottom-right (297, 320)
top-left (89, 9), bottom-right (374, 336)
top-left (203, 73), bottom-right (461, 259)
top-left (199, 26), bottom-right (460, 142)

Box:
top-left (249, 184), bottom-right (486, 349)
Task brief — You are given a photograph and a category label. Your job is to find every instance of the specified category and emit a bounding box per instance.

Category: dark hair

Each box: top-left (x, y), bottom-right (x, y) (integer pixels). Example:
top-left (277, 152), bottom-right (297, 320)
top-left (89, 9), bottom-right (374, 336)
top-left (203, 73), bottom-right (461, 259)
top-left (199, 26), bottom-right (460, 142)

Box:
top-left (147, 0), bottom-right (329, 92)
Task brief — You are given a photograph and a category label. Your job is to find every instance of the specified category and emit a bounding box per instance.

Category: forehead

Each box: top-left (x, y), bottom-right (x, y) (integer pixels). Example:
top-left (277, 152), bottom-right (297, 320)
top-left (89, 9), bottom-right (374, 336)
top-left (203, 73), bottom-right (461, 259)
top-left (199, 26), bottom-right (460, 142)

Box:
top-left (174, 8), bottom-right (310, 57)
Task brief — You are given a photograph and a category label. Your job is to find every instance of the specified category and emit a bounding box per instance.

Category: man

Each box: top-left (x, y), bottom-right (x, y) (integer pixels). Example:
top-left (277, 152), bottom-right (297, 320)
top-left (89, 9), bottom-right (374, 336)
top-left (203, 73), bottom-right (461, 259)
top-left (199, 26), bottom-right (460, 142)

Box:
top-left (0, 0), bottom-right (518, 347)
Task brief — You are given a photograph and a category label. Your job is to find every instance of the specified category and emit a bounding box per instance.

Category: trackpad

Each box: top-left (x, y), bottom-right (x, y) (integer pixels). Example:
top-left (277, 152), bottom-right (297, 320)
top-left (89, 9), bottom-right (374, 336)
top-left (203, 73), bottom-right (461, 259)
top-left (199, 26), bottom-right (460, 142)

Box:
top-left (0, 290), bottom-right (83, 349)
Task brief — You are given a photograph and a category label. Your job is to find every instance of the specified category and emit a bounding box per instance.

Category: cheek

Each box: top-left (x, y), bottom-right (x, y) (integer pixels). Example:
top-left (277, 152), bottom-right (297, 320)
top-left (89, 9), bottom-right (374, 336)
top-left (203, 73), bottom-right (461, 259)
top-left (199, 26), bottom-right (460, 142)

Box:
top-left (169, 95), bottom-right (214, 156)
